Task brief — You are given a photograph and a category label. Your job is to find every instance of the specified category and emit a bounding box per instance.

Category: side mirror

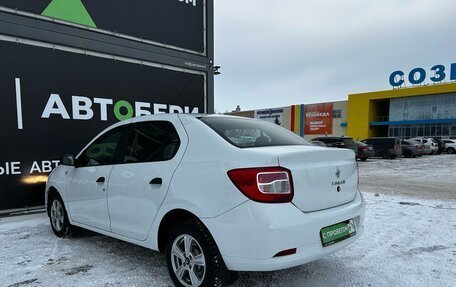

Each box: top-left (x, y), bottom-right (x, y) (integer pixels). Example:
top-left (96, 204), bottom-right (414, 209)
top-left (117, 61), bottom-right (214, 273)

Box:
top-left (62, 154), bottom-right (76, 166)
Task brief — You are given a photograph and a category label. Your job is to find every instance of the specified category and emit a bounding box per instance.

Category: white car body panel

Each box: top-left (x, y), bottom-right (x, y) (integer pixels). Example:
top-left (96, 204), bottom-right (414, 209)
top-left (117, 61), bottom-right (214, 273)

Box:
top-left (67, 165), bottom-right (113, 231)
top-left (241, 145), bottom-right (358, 212)
top-left (202, 191), bottom-right (365, 271)
top-left (107, 115), bottom-right (187, 241)
top-left (45, 114), bottom-right (365, 272)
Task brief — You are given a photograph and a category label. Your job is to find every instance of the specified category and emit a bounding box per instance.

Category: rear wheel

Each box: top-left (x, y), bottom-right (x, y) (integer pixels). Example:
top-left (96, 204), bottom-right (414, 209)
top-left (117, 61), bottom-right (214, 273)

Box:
top-left (390, 155), bottom-right (397, 159)
top-left (381, 151), bottom-right (390, 159)
top-left (166, 219), bottom-right (236, 287)
top-left (49, 194), bottom-right (72, 238)
top-left (447, 147), bottom-right (455, 154)
top-left (403, 150), bottom-right (413, 158)
top-left (360, 157), bottom-right (368, 161)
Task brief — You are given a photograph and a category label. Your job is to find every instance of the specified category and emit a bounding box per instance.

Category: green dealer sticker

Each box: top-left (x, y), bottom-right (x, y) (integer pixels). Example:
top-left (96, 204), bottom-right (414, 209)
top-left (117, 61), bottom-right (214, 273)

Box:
top-left (320, 219), bottom-right (356, 247)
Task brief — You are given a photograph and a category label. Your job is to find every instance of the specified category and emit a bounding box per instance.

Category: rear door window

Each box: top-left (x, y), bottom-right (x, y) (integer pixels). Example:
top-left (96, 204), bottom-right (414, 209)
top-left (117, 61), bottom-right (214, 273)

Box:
top-left (123, 121), bottom-right (180, 163)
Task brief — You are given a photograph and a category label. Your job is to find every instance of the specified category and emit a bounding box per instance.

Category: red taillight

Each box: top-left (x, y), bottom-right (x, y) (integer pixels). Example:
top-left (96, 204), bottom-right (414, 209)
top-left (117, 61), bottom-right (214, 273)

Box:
top-left (393, 144), bottom-right (397, 150)
top-left (227, 167), bottom-right (294, 203)
top-left (359, 146), bottom-right (368, 151)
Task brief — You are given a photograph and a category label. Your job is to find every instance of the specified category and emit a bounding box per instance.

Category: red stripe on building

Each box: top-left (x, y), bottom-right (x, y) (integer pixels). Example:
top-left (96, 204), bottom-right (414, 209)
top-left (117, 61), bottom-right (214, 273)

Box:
top-left (290, 105), bottom-right (295, 132)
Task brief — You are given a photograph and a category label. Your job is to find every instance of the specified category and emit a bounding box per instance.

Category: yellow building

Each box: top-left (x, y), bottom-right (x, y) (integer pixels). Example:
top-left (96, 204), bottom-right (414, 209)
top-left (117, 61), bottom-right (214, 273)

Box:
top-left (347, 83), bottom-right (456, 140)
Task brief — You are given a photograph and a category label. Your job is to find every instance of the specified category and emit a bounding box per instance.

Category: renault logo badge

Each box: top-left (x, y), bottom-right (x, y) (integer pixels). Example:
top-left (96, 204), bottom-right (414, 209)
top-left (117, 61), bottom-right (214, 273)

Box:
top-left (335, 167), bottom-right (340, 179)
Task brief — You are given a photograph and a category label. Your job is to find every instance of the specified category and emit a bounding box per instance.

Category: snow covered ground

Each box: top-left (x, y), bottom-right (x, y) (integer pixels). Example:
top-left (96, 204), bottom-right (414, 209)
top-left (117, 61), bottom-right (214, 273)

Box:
top-left (358, 154), bottom-right (456, 201)
top-left (0, 154), bottom-right (455, 287)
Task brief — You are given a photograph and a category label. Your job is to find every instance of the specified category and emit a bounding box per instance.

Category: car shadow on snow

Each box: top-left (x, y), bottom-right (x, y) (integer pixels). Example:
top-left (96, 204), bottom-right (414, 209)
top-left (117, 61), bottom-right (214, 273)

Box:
top-left (233, 256), bottom-right (352, 287)
top-left (63, 230), bottom-right (352, 287)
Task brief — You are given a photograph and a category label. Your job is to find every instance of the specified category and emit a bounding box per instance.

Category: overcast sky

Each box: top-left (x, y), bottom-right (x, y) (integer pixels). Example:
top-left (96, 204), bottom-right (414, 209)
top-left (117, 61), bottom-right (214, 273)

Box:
top-left (213, 0), bottom-right (456, 112)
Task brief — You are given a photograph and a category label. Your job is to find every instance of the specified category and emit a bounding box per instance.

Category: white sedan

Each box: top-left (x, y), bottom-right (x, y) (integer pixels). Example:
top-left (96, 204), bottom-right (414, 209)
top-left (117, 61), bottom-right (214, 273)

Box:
top-left (45, 114), bottom-right (365, 287)
top-left (443, 139), bottom-right (456, 154)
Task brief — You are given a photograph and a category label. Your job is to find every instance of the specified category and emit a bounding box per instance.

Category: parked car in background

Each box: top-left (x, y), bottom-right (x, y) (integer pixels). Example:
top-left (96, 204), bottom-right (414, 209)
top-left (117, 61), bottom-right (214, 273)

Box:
top-left (401, 140), bottom-right (424, 158)
top-left (361, 137), bottom-right (402, 159)
top-left (45, 114), bottom-right (365, 287)
top-left (431, 138), bottom-right (446, 154)
top-left (312, 136), bottom-right (357, 156)
top-left (443, 139), bottom-right (456, 154)
top-left (411, 138), bottom-right (438, 154)
top-left (310, 140), bottom-right (327, 147)
top-left (355, 141), bottom-right (375, 161)
top-left (408, 138), bottom-right (432, 155)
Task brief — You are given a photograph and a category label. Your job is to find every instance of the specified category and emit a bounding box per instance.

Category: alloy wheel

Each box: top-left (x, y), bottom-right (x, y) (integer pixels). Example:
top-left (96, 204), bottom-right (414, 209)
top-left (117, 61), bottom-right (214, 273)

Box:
top-left (171, 234), bottom-right (206, 287)
top-left (50, 199), bottom-right (64, 232)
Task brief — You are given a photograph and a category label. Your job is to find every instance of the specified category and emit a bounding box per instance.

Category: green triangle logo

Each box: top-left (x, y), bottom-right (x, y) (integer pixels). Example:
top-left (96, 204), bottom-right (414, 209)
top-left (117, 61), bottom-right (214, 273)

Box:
top-left (42, 0), bottom-right (96, 28)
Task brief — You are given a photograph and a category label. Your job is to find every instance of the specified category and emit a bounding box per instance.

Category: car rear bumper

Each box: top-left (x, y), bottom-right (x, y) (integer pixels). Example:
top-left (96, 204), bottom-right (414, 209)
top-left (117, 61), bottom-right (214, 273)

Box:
top-left (201, 190), bottom-right (365, 272)
top-left (358, 150), bottom-right (375, 158)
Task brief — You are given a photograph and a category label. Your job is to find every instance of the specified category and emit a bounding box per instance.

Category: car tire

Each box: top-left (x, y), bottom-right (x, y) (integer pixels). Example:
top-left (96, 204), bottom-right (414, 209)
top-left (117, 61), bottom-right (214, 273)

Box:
top-left (390, 155), bottom-right (397, 159)
top-left (360, 157), bottom-right (368, 161)
top-left (49, 194), bottom-right (72, 238)
top-left (404, 150), bottom-right (413, 158)
top-left (166, 219), bottom-right (236, 287)
top-left (447, 147), bottom-right (455, 154)
top-left (381, 151), bottom-right (390, 159)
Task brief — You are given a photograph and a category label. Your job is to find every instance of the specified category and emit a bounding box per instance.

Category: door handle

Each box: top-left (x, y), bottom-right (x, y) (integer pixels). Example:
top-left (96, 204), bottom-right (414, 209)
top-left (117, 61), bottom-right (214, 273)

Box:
top-left (96, 177), bottom-right (105, 183)
top-left (149, 177), bottom-right (163, 185)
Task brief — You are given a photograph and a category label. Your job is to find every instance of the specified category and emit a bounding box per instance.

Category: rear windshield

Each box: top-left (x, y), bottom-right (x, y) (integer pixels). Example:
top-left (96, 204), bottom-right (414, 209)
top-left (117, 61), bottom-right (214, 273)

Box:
top-left (200, 117), bottom-right (310, 148)
top-left (342, 138), bottom-right (355, 146)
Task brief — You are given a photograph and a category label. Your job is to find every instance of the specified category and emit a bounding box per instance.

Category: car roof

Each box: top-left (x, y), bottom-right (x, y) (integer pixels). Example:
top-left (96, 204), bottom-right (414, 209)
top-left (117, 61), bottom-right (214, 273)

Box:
top-left (125, 113), bottom-right (245, 124)
top-left (313, 136), bottom-right (353, 139)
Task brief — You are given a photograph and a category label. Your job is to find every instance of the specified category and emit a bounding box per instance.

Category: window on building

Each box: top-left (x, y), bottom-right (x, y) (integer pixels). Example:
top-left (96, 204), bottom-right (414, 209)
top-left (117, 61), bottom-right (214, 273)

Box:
top-left (333, 109), bottom-right (342, 118)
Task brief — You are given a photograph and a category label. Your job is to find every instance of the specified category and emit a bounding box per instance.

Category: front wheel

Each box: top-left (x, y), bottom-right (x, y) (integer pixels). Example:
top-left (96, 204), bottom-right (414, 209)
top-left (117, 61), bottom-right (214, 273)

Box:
top-left (166, 219), bottom-right (236, 287)
top-left (49, 195), bottom-right (72, 237)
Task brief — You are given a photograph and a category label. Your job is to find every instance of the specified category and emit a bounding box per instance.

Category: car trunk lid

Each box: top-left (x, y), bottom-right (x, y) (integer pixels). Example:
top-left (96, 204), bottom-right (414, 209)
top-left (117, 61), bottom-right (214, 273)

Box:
top-left (247, 145), bottom-right (358, 212)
